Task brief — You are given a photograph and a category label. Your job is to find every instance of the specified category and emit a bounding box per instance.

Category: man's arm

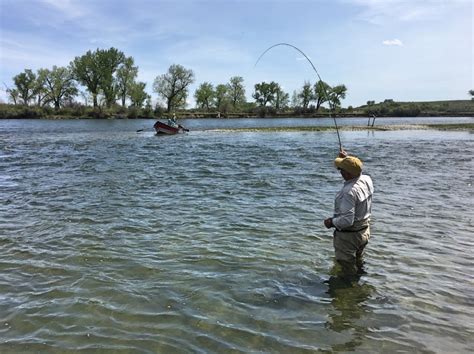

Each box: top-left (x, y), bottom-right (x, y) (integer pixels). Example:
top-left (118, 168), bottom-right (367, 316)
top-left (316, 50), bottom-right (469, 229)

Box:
top-left (332, 193), bottom-right (356, 230)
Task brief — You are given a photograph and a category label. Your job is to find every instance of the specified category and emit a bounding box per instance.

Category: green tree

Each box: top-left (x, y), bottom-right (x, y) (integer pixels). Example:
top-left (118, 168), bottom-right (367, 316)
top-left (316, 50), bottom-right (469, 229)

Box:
top-left (98, 48), bottom-right (126, 108)
top-left (298, 81), bottom-right (313, 110)
top-left (13, 69), bottom-right (37, 105)
top-left (253, 81), bottom-right (278, 107)
top-left (116, 57), bottom-right (138, 107)
top-left (469, 89), bottom-right (474, 98)
top-left (291, 90), bottom-right (300, 108)
top-left (37, 66), bottom-right (78, 110)
top-left (329, 84), bottom-right (347, 109)
top-left (128, 81), bottom-right (149, 107)
top-left (314, 80), bottom-right (330, 111)
top-left (153, 64), bottom-right (195, 112)
top-left (215, 84), bottom-right (228, 111)
top-left (71, 47), bottom-right (125, 107)
top-left (274, 84), bottom-right (289, 110)
top-left (6, 87), bottom-right (19, 105)
top-left (194, 82), bottom-right (215, 111)
top-left (226, 76), bottom-right (246, 110)
top-left (71, 50), bottom-right (101, 107)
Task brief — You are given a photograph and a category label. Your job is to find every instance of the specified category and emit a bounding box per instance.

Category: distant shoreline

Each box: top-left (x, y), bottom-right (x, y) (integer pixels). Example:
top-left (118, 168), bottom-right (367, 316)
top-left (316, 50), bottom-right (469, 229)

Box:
top-left (1, 99), bottom-right (473, 119)
top-left (210, 123), bottom-right (474, 132)
top-left (1, 114), bottom-right (474, 120)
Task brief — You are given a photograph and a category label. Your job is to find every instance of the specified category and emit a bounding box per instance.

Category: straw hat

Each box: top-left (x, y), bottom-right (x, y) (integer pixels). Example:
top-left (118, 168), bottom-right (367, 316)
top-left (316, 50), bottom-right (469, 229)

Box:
top-left (334, 156), bottom-right (363, 176)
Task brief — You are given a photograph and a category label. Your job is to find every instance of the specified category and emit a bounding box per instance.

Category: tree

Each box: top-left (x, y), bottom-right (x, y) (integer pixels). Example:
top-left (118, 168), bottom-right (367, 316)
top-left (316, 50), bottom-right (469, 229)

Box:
top-left (215, 84), bottom-right (228, 111)
top-left (298, 81), bottom-right (313, 110)
top-left (97, 48), bottom-right (126, 108)
top-left (328, 84), bottom-right (347, 109)
top-left (128, 81), bottom-right (149, 108)
top-left (4, 84), bottom-right (19, 105)
top-left (71, 50), bottom-right (101, 107)
top-left (314, 80), bottom-right (330, 111)
top-left (253, 81), bottom-right (278, 107)
top-left (37, 66), bottom-right (78, 110)
top-left (291, 90), bottom-right (300, 108)
top-left (71, 47), bottom-right (125, 107)
top-left (226, 76), bottom-right (246, 110)
top-left (13, 69), bottom-right (37, 105)
top-left (116, 57), bottom-right (138, 107)
top-left (153, 64), bottom-right (195, 112)
top-left (194, 82), bottom-right (215, 111)
top-left (469, 90), bottom-right (474, 98)
top-left (274, 84), bottom-right (289, 110)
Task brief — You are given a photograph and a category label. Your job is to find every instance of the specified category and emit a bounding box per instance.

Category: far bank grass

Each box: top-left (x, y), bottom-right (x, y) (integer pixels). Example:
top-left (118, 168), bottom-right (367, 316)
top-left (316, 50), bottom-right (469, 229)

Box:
top-left (213, 123), bottom-right (474, 132)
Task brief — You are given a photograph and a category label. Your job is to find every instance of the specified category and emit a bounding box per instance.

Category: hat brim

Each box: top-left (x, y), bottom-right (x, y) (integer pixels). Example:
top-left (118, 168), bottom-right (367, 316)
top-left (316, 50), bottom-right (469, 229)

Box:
top-left (334, 157), bottom-right (345, 169)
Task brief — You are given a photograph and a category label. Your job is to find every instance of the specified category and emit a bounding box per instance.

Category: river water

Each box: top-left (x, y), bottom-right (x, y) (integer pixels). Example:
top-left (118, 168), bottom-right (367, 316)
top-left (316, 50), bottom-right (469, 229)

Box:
top-left (1, 118), bottom-right (473, 353)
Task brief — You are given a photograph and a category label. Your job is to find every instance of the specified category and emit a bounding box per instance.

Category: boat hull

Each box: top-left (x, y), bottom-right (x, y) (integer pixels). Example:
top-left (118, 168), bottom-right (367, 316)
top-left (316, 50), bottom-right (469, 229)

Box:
top-left (153, 121), bottom-right (182, 135)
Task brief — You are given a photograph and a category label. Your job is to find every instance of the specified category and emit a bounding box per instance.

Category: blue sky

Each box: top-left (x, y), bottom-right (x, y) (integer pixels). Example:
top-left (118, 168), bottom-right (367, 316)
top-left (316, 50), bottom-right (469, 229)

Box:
top-left (0, 0), bottom-right (472, 107)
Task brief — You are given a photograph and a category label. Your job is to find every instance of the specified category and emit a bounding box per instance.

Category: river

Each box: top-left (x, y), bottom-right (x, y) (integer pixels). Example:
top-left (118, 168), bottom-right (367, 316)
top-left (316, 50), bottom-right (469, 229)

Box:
top-left (0, 118), bottom-right (473, 353)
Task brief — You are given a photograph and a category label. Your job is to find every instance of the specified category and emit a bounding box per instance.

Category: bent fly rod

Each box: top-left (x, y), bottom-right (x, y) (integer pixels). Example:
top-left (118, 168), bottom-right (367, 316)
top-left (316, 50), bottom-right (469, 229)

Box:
top-left (254, 43), bottom-right (343, 151)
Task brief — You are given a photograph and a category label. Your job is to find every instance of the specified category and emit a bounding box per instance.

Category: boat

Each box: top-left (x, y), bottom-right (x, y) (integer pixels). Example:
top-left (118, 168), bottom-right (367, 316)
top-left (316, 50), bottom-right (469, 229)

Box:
top-left (153, 120), bottom-right (189, 135)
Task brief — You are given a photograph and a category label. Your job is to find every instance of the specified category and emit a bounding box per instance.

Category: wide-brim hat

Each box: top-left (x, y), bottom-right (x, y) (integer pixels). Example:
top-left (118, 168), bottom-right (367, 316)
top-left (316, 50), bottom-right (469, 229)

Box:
top-left (334, 156), bottom-right (363, 175)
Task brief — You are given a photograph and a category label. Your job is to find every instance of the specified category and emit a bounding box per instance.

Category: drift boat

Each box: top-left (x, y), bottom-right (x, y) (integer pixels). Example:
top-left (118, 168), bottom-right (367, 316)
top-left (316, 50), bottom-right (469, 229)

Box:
top-left (153, 121), bottom-right (189, 135)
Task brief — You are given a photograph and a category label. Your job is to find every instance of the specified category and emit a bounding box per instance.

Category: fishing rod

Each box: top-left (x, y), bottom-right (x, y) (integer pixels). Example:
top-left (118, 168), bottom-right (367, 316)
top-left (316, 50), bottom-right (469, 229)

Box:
top-left (254, 43), bottom-right (343, 151)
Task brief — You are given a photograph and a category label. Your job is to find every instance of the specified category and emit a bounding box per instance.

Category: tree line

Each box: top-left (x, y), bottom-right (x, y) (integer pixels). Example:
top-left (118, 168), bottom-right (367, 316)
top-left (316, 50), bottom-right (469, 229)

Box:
top-left (4, 47), bottom-right (350, 117)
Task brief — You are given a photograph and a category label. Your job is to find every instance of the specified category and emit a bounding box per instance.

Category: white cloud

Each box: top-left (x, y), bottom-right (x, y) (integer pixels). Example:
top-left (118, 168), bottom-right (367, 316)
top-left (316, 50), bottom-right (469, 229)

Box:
top-left (382, 39), bottom-right (403, 46)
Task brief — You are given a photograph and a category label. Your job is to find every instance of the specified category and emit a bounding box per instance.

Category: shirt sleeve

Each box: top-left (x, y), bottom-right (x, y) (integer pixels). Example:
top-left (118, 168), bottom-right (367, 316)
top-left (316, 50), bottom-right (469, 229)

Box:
top-left (332, 192), bottom-right (356, 230)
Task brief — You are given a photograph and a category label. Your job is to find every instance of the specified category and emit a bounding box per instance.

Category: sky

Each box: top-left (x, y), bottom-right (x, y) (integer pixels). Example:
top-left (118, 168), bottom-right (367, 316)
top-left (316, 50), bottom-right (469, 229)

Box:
top-left (0, 0), bottom-right (472, 108)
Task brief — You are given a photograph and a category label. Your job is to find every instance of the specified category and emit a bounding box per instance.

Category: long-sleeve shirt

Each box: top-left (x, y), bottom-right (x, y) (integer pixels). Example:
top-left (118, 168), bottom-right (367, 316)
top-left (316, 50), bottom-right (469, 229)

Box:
top-left (332, 174), bottom-right (374, 231)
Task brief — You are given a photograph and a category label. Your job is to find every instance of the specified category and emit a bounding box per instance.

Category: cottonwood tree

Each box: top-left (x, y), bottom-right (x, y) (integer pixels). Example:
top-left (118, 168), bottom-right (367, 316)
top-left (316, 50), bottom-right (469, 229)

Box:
top-left (291, 90), bottom-right (300, 108)
top-left (98, 49), bottom-right (126, 107)
top-left (13, 69), bottom-right (37, 105)
top-left (215, 84), bottom-right (228, 111)
top-left (298, 81), bottom-right (313, 110)
top-left (116, 57), bottom-right (138, 107)
top-left (6, 87), bottom-right (19, 105)
top-left (253, 81), bottom-right (279, 107)
top-left (194, 82), bottom-right (215, 111)
top-left (328, 84), bottom-right (347, 109)
top-left (226, 76), bottom-right (246, 110)
top-left (274, 84), bottom-right (289, 110)
top-left (37, 66), bottom-right (78, 110)
top-left (313, 80), bottom-right (331, 111)
top-left (153, 64), bottom-right (195, 112)
top-left (71, 47), bottom-right (125, 107)
top-left (128, 81), bottom-right (149, 107)
top-left (71, 50), bottom-right (101, 107)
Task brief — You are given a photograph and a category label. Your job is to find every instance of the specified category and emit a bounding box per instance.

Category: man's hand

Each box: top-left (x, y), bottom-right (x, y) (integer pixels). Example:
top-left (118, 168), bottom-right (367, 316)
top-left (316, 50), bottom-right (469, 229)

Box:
top-left (338, 150), bottom-right (348, 158)
top-left (324, 218), bottom-right (334, 229)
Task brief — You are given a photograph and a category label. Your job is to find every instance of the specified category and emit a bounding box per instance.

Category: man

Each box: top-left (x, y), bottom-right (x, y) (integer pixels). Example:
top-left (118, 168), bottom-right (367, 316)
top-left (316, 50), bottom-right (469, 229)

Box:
top-left (168, 113), bottom-right (178, 127)
top-left (324, 151), bottom-right (374, 275)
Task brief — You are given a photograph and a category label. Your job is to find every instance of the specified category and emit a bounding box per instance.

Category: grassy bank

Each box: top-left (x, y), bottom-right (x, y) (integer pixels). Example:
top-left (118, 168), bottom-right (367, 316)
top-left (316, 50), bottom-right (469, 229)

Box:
top-left (213, 123), bottom-right (474, 133)
top-left (1, 99), bottom-right (473, 119)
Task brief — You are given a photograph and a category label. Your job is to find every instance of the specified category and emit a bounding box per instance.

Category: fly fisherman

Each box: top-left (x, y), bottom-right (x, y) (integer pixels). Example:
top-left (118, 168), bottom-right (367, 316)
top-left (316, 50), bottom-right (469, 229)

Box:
top-left (168, 113), bottom-right (178, 128)
top-left (324, 151), bottom-right (374, 276)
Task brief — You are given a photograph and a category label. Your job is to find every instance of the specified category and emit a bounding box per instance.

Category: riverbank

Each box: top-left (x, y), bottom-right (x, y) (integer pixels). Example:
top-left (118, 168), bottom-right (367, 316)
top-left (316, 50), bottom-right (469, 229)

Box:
top-left (1, 99), bottom-right (473, 119)
top-left (212, 123), bottom-right (474, 132)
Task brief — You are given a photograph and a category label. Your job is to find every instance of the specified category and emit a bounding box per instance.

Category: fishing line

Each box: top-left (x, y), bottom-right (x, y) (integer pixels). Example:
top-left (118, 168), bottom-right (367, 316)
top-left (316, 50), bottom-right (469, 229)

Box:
top-left (254, 42), bottom-right (343, 151)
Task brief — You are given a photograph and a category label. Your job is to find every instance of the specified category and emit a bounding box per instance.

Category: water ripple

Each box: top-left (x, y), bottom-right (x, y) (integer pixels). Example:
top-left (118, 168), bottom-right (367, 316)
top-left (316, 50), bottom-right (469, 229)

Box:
top-left (0, 120), bottom-right (473, 352)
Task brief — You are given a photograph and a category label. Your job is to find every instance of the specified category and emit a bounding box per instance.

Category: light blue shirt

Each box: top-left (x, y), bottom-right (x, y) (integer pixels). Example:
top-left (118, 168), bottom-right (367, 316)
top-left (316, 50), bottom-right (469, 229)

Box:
top-left (332, 174), bottom-right (374, 230)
